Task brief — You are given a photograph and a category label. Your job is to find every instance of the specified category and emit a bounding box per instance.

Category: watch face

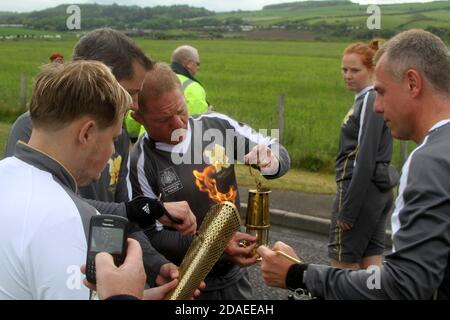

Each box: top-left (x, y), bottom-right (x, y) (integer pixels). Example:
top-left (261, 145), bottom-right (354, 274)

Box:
top-left (292, 287), bottom-right (314, 300)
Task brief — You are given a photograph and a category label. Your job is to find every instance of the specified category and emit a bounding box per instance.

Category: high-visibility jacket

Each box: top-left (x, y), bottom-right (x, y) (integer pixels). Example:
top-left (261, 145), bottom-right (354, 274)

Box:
top-left (124, 110), bottom-right (142, 141)
top-left (176, 74), bottom-right (209, 115)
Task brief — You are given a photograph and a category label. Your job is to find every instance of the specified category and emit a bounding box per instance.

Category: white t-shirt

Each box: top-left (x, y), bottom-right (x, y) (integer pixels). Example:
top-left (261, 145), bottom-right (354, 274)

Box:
top-left (0, 157), bottom-right (89, 299)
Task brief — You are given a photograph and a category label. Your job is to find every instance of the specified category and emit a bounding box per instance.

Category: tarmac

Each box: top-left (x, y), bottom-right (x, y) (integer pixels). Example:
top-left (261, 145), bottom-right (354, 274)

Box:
top-left (238, 186), bottom-right (393, 247)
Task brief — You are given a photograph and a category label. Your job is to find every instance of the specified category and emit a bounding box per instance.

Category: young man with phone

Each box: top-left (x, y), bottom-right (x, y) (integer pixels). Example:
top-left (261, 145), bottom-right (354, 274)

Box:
top-left (3, 28), bottom-right (197, 284)
top-left (0, 61), bottom-right (176, 299)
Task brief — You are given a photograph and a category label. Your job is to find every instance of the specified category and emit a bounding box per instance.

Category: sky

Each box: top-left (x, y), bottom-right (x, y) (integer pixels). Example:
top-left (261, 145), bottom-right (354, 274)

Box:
top-left (0, 0), bottom-right (439, 13)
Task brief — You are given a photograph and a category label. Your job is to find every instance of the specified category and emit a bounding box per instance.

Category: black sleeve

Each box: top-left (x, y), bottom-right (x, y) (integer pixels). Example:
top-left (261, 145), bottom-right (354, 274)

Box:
top-left (286, 263), bottom-right (309, 290)
top-left (129, 228), bottom-right (170, 282)
top-left (145, 225), bottom-right (193, 267)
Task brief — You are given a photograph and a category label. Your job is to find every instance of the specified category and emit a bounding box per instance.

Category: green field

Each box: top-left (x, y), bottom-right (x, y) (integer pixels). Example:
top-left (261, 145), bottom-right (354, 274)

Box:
top-left (0, 37), bottom-right (419, 172)
top-left (0, 28), bottom-right (65, 36)
top-left (0, 120), bottom-right (337, 194)
top-left (0, 122), bottom-right (10, 155)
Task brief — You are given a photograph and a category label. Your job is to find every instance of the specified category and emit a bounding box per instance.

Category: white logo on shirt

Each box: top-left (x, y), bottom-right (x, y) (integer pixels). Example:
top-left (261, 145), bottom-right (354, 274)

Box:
top-left (142, 203), bottom-right (150, 215)
top-left (159, 167), bottom-right (183, 196)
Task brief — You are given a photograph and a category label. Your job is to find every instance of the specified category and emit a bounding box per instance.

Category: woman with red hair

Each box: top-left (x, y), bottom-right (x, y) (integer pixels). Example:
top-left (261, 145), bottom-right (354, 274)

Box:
top-left (328, 39), bottom-right (398, 270)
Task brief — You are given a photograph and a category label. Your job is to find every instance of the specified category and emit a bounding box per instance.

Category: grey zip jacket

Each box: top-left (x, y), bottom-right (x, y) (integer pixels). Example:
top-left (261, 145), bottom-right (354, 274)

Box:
top-left (303, 119), bottom-right (450, 299)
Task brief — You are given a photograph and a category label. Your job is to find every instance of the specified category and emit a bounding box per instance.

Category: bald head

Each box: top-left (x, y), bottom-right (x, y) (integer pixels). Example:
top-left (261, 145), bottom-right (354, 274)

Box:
top-left (139, 63), bottom-right (181, 109)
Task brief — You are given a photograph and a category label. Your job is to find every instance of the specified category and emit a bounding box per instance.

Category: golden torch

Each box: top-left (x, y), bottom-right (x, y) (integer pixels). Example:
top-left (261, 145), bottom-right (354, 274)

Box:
top-left (164, 201), bottom-right (241, 300)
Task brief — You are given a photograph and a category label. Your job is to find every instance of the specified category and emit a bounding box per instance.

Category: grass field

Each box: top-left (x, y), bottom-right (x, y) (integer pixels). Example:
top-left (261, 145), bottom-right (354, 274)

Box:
top-left (235, 164), bottom-right (335, 194)
top-left (0, 120), bottom-right (336, 194)
top-left (0, 122), bottom-right (10, 155)
top-left (0, 37), bottom-right (420, 173)
top-left (0, 38), bottom-right (350, 172)
top-left (0, 28), bottom-right (66, 36)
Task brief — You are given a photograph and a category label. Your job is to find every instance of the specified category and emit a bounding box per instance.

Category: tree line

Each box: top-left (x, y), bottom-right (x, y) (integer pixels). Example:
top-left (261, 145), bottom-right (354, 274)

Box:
top-left (0, 3), bottom-right (214, 31)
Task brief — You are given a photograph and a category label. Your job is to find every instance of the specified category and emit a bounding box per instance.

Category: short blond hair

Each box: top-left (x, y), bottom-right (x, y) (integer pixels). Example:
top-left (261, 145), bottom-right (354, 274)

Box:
top-left (30, 60), bottom-right (132, 130)
top-left (138, 62), bottom-right (181, 110)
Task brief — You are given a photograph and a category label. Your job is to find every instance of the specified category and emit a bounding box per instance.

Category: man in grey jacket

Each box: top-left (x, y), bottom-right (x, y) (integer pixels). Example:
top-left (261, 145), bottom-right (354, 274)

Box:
top-left (257, 29), bottom-right (450, 299)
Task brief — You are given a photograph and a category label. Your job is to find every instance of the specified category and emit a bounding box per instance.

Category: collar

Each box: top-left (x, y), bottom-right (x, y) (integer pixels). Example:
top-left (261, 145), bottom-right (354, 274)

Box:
top-left (14, 141), bottom-right (78, 193)
top-left (428, 118), bottom-right (450, 134)
top-left (416, 118), bottom-right (450, 145)
top-left (171, 62), bottom-right (193, 79)
top-left (355, 86), bottom-right (374, 101)
top-left (171, 62), bottom-right (202, 86)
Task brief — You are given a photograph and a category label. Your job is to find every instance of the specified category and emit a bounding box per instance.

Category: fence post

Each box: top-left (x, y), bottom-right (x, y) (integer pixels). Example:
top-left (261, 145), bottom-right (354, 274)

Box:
top-left (20, 73), bottom-right (27, 111)
top-left (400, 140), bottom-right (408, 168)
top-left (277, 93), bottom-right (285, 144)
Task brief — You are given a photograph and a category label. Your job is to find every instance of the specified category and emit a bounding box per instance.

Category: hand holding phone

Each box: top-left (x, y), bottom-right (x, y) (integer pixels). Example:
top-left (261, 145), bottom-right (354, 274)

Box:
top-left (86, 215), bottom-right (128, 284)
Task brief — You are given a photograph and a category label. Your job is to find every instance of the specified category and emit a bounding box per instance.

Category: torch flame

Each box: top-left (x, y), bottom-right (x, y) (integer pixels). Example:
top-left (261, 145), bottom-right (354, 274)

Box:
top-left (193, 166), bottom-right (237, 203)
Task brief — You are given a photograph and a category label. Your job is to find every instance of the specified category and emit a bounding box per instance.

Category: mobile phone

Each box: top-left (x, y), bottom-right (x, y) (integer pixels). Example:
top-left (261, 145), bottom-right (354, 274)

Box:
top-left (86, 215), bottom-right (129, 284)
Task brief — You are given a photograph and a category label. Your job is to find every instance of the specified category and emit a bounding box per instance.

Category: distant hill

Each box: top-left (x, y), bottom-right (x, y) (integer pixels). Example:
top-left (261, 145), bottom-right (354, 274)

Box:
top-left (263, 0), bottom-right (352, 10)
top-left (0, 1), bottom-right (449, 40)
top-left (0, 3), bottom-right (213, 31)
top-left (213, 0), bottom-right (450, 40)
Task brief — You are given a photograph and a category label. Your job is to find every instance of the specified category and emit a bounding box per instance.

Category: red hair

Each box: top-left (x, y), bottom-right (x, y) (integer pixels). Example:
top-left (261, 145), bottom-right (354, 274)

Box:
top-left (49, 53), bottom-right (64, 61)
top-left (343, 39), bottom-right (384, 70)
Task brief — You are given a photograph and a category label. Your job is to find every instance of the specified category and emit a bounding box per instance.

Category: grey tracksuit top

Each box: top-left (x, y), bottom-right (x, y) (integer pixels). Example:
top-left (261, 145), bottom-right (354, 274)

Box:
top-left (334, 86), bottom-right (393, 226)
top-left (303, 119), bottom-right (450, 299)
